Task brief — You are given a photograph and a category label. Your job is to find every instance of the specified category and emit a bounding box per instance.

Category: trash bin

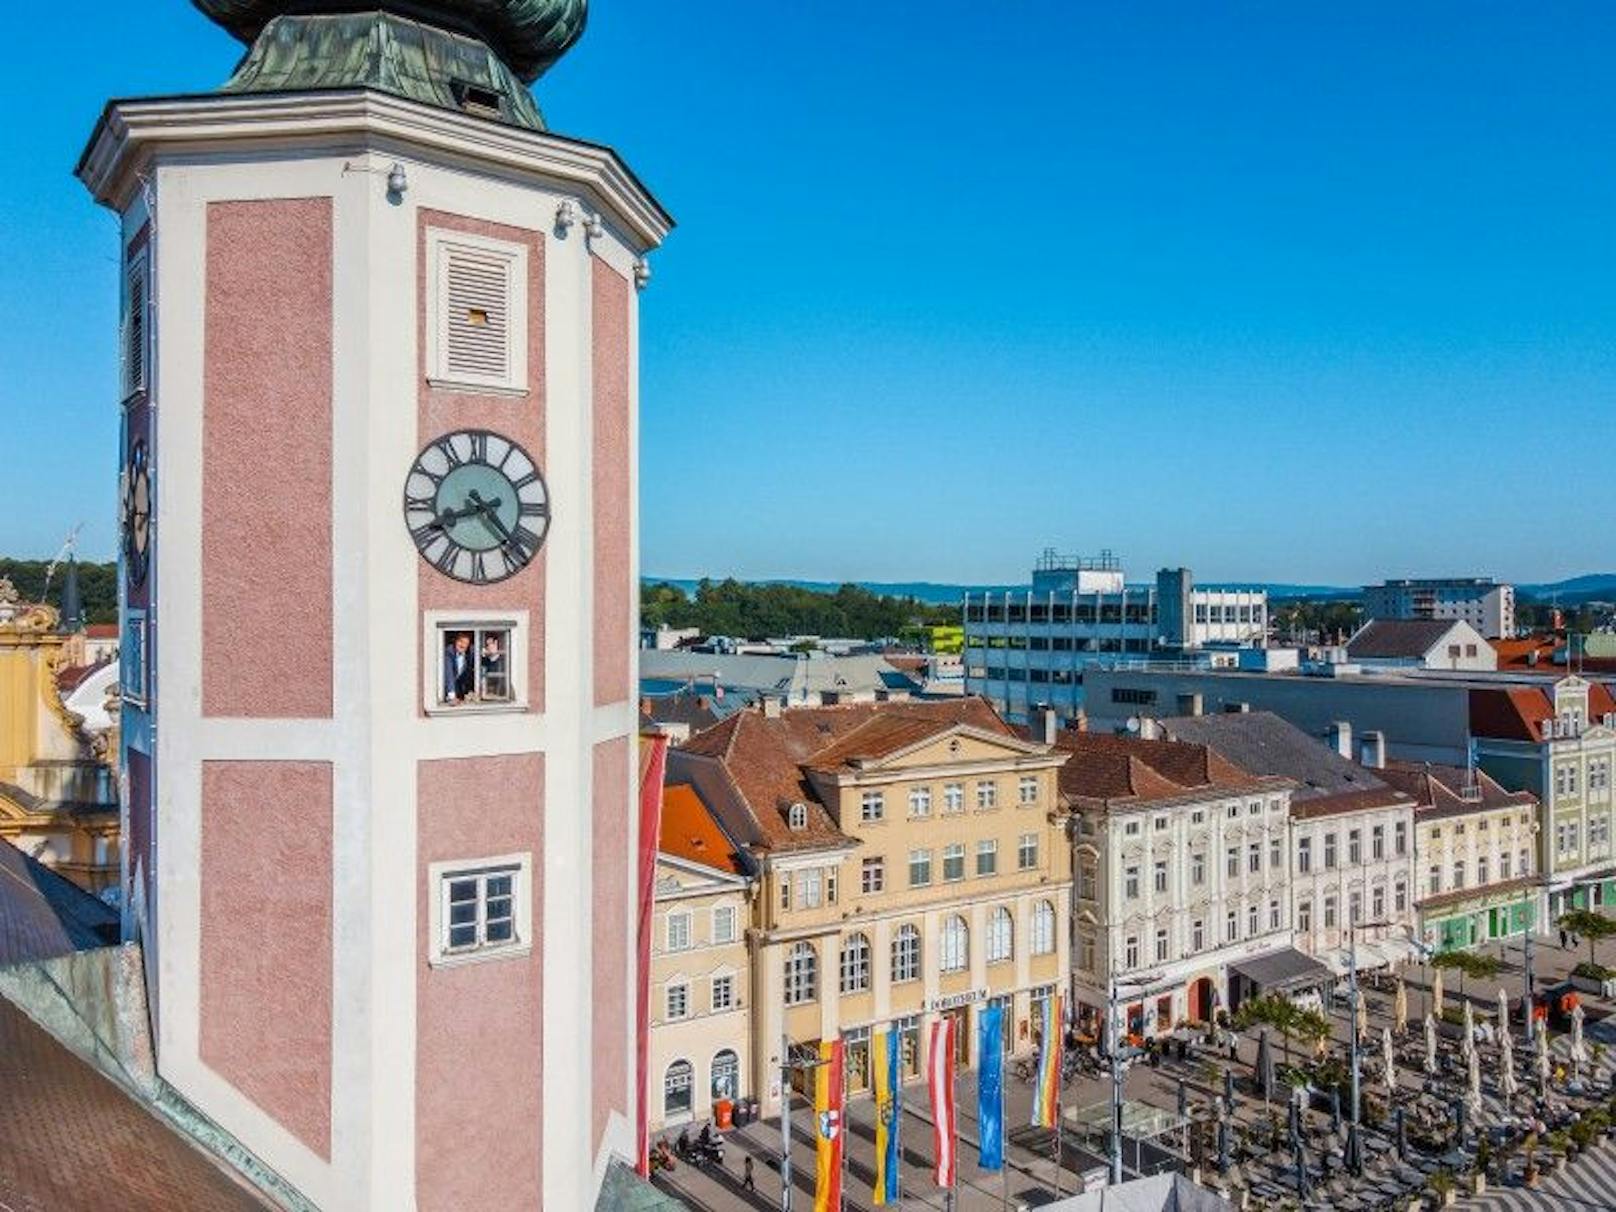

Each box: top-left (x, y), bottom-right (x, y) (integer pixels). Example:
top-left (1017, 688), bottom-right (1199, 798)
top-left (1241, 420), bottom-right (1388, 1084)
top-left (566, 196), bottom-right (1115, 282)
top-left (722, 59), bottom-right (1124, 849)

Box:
top-left (714, 1098), bottom-right (734, 1130)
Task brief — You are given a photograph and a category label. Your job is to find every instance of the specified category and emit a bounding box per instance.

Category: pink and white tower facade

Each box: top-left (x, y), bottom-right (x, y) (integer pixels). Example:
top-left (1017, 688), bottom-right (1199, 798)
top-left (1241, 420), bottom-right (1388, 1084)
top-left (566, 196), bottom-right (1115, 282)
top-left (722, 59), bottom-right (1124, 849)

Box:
top-left (78, 3), bottom-right (670, 1206)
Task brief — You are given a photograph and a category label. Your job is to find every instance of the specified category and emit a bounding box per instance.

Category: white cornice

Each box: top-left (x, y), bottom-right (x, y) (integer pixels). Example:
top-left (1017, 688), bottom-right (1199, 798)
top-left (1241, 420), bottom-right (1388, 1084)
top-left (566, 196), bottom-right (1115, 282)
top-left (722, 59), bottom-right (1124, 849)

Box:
top-left (76, 89), bottom-right (673, 250)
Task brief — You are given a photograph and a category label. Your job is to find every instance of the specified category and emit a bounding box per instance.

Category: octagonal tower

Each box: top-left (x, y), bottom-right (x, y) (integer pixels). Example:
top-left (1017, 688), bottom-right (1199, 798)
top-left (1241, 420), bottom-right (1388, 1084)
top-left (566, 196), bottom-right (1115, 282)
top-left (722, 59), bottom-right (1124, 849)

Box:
top-left (78, 4), bottom-right (670, 1206)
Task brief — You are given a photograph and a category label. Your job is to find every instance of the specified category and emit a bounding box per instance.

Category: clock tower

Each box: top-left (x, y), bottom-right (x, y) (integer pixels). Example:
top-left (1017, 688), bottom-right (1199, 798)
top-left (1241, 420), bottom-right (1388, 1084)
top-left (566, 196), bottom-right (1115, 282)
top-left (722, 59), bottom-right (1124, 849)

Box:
top-left (78, 3), bottom-right (670, 1207)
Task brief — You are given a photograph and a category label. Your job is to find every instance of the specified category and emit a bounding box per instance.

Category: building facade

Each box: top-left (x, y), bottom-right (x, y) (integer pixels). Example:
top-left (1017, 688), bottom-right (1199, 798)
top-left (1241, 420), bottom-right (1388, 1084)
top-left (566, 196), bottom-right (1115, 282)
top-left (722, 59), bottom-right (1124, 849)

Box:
top-left (1377, 762), bottom-right (1541, 951)
top-left (1472, 676), bottom-right (1616, 919)
top-left (1164, 713), bottom-right (1419, 974)
top-left (649, 786), bottom-right (753, 1131)
top-left (963, 552), bottom-right (1268, 721)
top-left (1363, 577), bottom-right (1516, 640)
top-left (1345, 618), bottom-right (1498, 672)
top-left (78, 4), bottom-right (670, 1207)
top-left (1052, 729), bottom-right (1296, 1037)
top-left (670, 698), bottom-right (1070, 1115)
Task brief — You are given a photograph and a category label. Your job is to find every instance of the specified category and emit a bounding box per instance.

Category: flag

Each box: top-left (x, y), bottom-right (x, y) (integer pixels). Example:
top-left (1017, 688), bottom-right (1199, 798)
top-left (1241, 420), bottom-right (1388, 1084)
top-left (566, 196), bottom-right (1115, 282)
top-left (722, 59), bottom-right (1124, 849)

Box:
top-left (1031, 993), bottom-right (1062, 1129)
top-left (928, 1017), bottom-right (958, 1188)
top-left (872, 1029), bottom-right (902, 1205)
top-left (814, 1038), bottom-right (846, 1212)
top-left (978, 1003), bottom-right (1006, 1170)
top-left (633, 732), bottom-right (670, 1175)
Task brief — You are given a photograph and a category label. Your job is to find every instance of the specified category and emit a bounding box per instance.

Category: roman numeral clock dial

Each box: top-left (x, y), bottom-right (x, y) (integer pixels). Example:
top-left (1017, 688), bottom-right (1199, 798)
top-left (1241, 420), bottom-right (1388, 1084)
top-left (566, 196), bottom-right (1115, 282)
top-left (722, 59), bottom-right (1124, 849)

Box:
top-left (402, 429), bottom-right (550, 583)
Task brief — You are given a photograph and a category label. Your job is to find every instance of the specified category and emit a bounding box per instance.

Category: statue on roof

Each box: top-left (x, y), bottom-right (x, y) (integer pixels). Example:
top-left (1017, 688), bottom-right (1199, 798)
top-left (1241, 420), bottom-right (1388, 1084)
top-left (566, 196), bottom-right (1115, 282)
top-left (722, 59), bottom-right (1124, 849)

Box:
top-left (193, 0), bottom-right (589, 131)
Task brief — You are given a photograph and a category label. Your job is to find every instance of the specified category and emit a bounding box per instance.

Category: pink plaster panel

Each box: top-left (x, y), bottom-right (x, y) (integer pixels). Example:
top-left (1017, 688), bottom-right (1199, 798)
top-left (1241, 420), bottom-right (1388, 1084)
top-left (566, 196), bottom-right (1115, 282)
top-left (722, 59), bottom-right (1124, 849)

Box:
top-left (202, 199), bottom-right (333, 719)
top-left (592, 260), bottom-right (632, 708)
top-left (199, 761), bottom-right (333, 1158)
top-left (591, 737), bottom-right (631, 1147)
top-left (417, 211), bottom-right (547, 715)
top-left (416, 754), bottom-right (545, 1210)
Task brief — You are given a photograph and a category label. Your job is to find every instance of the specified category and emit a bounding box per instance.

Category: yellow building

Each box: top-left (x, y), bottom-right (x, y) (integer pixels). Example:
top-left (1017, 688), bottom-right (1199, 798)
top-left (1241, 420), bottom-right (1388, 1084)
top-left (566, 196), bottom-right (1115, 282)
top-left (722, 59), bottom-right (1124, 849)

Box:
top-left (672, 697), bottom-right (1070, 1114)
top-left (0, 580), bottom-right (120, 891)
top-left (648, 784), bottom-right (755, 1130)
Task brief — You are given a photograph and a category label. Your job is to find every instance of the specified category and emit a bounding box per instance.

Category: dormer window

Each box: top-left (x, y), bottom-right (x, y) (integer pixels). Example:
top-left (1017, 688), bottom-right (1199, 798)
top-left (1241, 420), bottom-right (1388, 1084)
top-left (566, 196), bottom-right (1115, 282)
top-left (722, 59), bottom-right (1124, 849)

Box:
top-left (450, 79), bottom-right (505, 120)
top-left (788, 802), bottom-right (808, 831)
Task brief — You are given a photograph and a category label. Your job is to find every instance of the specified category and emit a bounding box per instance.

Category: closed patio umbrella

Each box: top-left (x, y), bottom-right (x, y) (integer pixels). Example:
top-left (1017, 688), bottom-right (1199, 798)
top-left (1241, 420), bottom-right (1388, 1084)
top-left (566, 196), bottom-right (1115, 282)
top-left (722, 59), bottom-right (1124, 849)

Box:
top-left (1395, 977), bottom-right (1409, 1034)
top-left (1395, 1106), bottom-right (1408, 1160)
top-left (1424, 1014), bottom-right (1439, 1075)
top-left (1535, 1020), bottom-right (1550, 1092)
top-left (1571, 1003), bottom-right (1588, 1078)
top-left (1500, 1035), bottom-right (1518, 1099)
top-left (1466, 1045), bottom-right (1483, 1117)
top-left (1383, 1026), bottom-right (1397, 1095)
top-left (1356, 993), bottom-right (1368, 1040)
top-left (1462, 999), bottom-right (1475, 1062)
top-left (1225, 1066), bottom-right (1236, 1111)
top-left (1432, 967), bottom-right (1444, 1014)
top-left (1497, 987), bottom-right (1510, 1038)
top-left (1257, 1028), bottom-right (1273, 1103)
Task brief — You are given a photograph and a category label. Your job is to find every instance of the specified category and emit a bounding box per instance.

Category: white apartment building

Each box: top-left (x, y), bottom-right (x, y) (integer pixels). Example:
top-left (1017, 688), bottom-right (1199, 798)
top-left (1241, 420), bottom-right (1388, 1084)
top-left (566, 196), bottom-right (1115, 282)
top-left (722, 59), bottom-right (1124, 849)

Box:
top-left (1363, 578), bottom-right (1516, 640)
top-left (1164, 713), bottom-right (1419, 974)
top-left (964, 551), bottom-right (1268, 721)
top-left (1056, 729), bottom-right (1299, 1037)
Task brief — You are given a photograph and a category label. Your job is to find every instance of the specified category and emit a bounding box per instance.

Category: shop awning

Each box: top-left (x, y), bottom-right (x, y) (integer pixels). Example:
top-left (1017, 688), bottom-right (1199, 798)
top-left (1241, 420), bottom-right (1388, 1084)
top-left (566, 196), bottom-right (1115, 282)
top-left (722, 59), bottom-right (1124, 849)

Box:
top-left (1230, 947), bottom-right (1335, 993)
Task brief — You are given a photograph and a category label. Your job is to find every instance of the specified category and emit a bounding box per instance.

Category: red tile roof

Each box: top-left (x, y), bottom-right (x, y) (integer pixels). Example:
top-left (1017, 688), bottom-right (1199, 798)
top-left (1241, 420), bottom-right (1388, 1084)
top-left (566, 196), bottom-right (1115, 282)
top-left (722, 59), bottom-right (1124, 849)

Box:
top-left (1032, 730), bottom-right (1279, 810)
top-left (677, 698), bottom-right (1020, 853)
top-left (1469, 681), bottom-right (1616, 742)
top-left (1379, 760), bottom-right (1537, 821)
top-left (659, 784), bottom-right (747, 877)
top-left (84, 624), bottom-right (119, 639)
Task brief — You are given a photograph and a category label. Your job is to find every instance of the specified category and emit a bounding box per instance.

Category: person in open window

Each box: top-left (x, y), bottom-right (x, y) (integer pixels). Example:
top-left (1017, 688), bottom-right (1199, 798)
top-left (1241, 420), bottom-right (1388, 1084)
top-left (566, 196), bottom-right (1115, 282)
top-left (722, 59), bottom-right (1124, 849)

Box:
top-left (443, 631), bottom-right (476, 703)
top-left (480, 632), bottom-right (509, 701)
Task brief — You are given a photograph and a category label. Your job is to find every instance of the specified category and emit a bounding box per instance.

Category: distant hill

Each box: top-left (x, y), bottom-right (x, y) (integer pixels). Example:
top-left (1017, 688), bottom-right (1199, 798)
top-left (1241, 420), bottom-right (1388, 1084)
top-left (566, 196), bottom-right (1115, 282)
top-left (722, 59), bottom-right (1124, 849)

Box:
top-left (1518, 574), bottom-right (1616, 605)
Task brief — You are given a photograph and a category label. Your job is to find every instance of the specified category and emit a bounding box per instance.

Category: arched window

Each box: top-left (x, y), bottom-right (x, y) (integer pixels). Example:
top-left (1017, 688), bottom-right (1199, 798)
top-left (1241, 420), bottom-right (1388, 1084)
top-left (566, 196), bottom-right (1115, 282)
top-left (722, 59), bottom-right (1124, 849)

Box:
top-left (784, 941), bottom-right (818, 1005)
top-left (892, 924), bottom-right (921, 983)
top-left (711, 1049), bottom-right (739, 1101)
top-left (664, 1059), bottom-right (693, 1117)
top-left (840, 932), bottom-right (871, 994)
top-left (788, 802), bottom-right (808, 831)
top-left (1030, 900), bottom-right (1056, 956)
top-left (940, 915), bottom-right (969, 973)
top-left (986, 906), bottom-right (1013, 964)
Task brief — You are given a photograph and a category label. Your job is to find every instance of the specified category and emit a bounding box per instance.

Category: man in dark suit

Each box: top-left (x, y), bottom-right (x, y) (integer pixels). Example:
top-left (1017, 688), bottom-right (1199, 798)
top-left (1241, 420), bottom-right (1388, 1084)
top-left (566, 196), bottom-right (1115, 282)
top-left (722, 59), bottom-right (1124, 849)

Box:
top-left (443, 631), bottom-right (476, 703)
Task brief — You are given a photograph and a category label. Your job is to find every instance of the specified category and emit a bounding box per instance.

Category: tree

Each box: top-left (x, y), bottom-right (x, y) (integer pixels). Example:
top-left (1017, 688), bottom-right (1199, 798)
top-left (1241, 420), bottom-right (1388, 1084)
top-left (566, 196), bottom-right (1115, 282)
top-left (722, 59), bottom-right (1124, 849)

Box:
top-left (1558, 909), bottom-right (1616, 967)
top-left (1235, 994), bottom-right (1330, 1067)
top-left (1432, 949), bottom-right (1501, 1001)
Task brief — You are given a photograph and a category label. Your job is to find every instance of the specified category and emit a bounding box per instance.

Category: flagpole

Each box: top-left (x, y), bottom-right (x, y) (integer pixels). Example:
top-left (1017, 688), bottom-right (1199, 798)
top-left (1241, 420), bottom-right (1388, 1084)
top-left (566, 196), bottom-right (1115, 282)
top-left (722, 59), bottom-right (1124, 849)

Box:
top-left (1052, 997), bottom-right (1064, 1199)
top-left (839, 1031), bottom-right (848, 1212)
top-left (781, 1030), bottom-right (793, 1212)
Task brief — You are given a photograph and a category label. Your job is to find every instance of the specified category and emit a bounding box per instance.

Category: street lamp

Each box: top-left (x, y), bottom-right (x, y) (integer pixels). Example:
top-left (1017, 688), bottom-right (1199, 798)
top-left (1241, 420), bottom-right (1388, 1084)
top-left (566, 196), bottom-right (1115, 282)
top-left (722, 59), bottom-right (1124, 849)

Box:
top-left (1107, 968), bottom-right (1165, 1185)
top-left (1345, 919), bottom-right (1393, 1127)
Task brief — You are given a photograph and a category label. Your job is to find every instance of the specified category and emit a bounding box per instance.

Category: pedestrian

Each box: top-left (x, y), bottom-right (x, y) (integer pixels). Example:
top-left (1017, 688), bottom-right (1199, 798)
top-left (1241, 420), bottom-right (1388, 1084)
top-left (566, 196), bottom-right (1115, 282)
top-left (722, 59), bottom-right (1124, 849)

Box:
top-left (742, 1155), bottom-right (755, 1191)
top-left (1560, 928), bottom-right (1569, 949)
top-left (1572, 933), bottom-right (1581, 950)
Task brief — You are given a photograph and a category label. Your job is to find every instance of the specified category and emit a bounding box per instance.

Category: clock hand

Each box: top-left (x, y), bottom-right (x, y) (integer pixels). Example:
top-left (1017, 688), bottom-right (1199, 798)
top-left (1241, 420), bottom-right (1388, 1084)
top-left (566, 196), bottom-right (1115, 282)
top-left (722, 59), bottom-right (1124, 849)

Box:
top-left (466, 491), bottom-right (518, 548)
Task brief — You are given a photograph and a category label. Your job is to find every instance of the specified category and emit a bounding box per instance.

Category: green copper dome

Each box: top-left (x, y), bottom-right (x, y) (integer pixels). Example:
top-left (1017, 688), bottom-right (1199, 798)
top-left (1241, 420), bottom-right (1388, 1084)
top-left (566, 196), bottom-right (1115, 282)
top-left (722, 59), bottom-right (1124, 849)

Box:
top-left (196, 1), bottom-right (587, 83)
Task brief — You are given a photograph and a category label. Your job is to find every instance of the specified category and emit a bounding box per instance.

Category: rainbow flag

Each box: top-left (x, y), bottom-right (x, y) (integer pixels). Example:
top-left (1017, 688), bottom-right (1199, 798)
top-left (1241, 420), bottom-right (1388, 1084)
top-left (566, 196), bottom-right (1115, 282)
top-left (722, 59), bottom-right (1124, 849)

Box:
top-left (871, 1029), bottom-right (902, 1205)
top-left (814, 1037), bottom-right (846, 1212)
top-left (1031, 993), bottom-right (1062, 1129)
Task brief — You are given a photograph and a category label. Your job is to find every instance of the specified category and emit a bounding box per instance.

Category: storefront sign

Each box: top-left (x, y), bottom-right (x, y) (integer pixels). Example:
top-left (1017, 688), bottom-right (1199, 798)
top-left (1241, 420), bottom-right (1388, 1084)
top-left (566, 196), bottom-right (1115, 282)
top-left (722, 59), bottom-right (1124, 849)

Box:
top-left (925, 987), bottom-right (989, 1012)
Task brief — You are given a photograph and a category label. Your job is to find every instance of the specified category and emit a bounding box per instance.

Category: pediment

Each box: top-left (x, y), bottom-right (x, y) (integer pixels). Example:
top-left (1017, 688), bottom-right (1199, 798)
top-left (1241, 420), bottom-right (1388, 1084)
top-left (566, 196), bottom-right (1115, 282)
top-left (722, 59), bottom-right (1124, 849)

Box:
top-left (879, 726), bottom-right (1046, 771)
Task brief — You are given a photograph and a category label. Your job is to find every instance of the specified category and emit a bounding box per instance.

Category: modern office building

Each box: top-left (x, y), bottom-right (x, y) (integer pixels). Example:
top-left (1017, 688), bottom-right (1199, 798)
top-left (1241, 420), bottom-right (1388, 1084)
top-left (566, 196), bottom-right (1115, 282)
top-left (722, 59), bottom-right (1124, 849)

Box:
top-left (963, 551), bottom-right (1268, 721)
top-left (79, 2), bottom-right (671, 1206)
top-left (1363, 577), bottom-right (1516, 639)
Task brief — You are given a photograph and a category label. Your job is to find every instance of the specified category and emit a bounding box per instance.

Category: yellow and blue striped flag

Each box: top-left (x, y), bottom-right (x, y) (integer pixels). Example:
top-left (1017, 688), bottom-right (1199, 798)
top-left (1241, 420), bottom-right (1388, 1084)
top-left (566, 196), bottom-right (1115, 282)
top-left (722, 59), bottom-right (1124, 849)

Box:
top-left (871, 1029), bottom-right (902, 1204)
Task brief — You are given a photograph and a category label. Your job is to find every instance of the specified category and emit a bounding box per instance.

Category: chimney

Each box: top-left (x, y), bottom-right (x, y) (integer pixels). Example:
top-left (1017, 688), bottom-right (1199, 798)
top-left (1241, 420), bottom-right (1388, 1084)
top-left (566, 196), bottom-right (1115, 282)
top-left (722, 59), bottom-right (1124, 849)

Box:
top-left (1327, 720), bottom-right (1353, 759)
top-left (1177, 692), bottom-right (1204, 717)
top-left (1030, 704), bottom-right (1059, 744)
top-left (1359, 730), bottom-right (1386, 769)
top-left (1137, 717), bottom-right (1162, 740)
top-left (1073, 709), bottom-right (1089, 733)
top-left (762, 695), bottom-right (783, 719)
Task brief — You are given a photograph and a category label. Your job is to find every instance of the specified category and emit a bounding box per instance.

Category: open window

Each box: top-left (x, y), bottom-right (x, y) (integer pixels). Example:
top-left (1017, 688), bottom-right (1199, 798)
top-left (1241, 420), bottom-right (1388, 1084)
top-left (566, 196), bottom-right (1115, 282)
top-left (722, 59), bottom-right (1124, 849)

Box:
top-left (425, 610), bottom-right (526, 713)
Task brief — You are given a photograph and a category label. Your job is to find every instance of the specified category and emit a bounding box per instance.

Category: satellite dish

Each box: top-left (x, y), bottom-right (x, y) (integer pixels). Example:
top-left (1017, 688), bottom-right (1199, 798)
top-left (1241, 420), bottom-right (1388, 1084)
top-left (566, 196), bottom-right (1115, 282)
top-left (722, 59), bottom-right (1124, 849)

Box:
top-left (1126, 716), bottom-right (1141, 734)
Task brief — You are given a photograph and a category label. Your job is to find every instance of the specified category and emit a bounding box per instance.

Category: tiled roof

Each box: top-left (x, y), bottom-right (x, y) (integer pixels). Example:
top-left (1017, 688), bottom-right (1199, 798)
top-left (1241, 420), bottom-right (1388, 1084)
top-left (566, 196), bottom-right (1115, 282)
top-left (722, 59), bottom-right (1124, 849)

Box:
top-left (84, 623), bottom-right (120, 639)
top-left (638, 692), bottom-right (724, 732)
top-left (0, 838), bottom-right (119, 966)
top-left (1162, 711), bottom-right (1411, 819)
top-left (676, 698), bottom-right (1017, 854)
top-left (1379, 760), bottom-right (1537, 820)
top-left (56, 660), bottom-right (110, 696)
top-left (1416, 875), bottom-right (1538, 912)
top-left (1347, 618), bottom-right (1461, 659)
top-left (1469, 681), bottom-right (1616, 742)
top-left (1027, 730), bottom-right (1275, 810)
top-left (1493, 636), bottom-right (1616, 674)
top-left (659, 783), bottom-right (749, 878)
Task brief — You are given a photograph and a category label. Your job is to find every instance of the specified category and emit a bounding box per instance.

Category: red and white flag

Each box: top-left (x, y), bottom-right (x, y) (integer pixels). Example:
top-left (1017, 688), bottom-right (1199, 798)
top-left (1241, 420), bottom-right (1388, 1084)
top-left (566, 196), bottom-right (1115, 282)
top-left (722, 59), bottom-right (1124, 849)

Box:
top-left (928, 1017), bottom-right (957, 1189)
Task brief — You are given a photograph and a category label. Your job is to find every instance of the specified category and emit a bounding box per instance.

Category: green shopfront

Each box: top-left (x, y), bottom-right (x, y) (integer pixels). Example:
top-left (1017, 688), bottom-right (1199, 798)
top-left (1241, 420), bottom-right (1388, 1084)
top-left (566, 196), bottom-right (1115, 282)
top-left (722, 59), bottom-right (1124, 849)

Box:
top-left (1422, 890), bottom-right (1537, 953)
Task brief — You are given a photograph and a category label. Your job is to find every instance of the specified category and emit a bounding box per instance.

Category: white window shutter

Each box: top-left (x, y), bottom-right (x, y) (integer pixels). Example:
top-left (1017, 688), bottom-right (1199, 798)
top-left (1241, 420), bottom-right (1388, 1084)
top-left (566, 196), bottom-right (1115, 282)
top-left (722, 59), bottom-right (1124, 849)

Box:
top-left (428, 231), bottom-right (527, 392)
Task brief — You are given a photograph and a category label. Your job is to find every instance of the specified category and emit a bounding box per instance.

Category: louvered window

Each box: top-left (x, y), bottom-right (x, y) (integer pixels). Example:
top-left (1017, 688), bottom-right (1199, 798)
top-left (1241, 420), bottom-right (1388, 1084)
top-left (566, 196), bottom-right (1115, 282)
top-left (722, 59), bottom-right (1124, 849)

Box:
top-left (122, 252), bottom-right (148, 399)
top-left (428, 230), bottom-right (527, 392)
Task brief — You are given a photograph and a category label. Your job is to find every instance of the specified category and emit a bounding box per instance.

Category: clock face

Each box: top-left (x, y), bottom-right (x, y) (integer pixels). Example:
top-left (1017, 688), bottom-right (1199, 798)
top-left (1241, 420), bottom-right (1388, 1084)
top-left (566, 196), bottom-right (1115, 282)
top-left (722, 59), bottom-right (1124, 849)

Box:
top-left (121, 439), bottom-right (151, 588)
top-left (403, 429), bottom-right (550, 583)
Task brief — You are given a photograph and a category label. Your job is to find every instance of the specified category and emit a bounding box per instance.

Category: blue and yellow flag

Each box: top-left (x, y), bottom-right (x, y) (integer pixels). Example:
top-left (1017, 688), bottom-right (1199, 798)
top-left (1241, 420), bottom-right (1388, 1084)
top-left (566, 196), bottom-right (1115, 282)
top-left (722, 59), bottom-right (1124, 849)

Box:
top-left (978, 1003), bottom-right (1006, 1170)
top-left (871, 1030), bottom-right (902, 1204)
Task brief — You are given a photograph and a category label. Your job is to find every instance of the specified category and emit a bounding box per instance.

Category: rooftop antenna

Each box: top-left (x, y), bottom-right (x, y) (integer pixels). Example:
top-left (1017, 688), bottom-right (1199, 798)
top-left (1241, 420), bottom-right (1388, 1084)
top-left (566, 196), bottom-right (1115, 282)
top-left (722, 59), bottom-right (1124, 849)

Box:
top-left (39, 524), bottom-right (84, 605)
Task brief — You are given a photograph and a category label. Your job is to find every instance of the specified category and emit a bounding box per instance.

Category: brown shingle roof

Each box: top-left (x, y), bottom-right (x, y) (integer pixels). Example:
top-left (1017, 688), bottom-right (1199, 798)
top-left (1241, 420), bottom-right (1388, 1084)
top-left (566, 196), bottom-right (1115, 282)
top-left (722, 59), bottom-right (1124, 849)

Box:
top-left (1033, 730), bottom-right (1279, 811)
top-left (1469, 682), bottom-right (1616, 742)
top-left (1347, 618), bottom-right (1462, 659)
top-left (1379, 760), bottom-right (1537, 821)
top-left (676, 698), bottom-right (1017, 853)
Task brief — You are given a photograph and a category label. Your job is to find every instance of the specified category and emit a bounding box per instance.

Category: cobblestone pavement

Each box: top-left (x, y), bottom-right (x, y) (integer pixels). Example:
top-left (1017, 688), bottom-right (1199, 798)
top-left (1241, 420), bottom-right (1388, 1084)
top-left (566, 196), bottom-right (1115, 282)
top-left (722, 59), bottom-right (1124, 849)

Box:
top-left (655, 933), bottom-right (1616, 1210)
top-left (0, 998), bottom-right (270, 1212)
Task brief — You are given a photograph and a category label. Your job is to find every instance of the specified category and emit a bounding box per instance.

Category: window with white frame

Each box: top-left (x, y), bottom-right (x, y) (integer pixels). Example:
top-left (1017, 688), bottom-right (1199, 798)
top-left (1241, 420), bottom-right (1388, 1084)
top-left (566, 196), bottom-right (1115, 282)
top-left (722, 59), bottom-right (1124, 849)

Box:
top-left (711, 973), bottom-right (735, 1012)
top-left (1125, 866), bottom-right (1140, 898)
top-left (779, 875), bottom-right (792, 911)
top-left (1297, 900), bottom-right (1312, 933)
top-left (1348, 891), bottom-right (1362, 924)
top-left (1225, 848), bottom-right (1238, 878)
top-left (1019, 833), bottom-right (1039, 870)
top-left (1323, 895), bottom-right (1337, 929)
top-left (788, 802), bottom-right (808, 831)
top-left (1125, 934), bottom-right (1140, 968)
top-left (1030, 900), bottom-right (1055, 955)
top-left (861, 790), bottom-right (885, 822)
top-left (943, 783), bottom-right (965, 814)
top-left (799, 868), bottom-right (823, 908)
top-left (1078, 855), bottom-right (1097, 899)
top-left (1247, 903), bottom-right (1259, 935)
top-left (1348, 829), bottom-right (1362, 864)
top-left (1153, 860), bottom-right (1168, 893)
top-left (1078, 928), bottom-right (1096, 971)
top-left (861, 857), bottom-right (885, 895)
top-left (976, 780), bottom-right (998, 810)
top-left (840, 933), bottom-right (872, 993)
top-left (1323, 833), bottom-right (1338, 868)
top-left (986, 907), bottom-right (1013, 964)
top-left (429, 855), bottom-right (531, 966)
top-left (1191, 918), bottom-right (1205, 950)
top-left (940, 915), bottom-right (969, 972)
top-left (429, 613), bottom-right (523, 710)
top-left (1269, 899), bottom-right (1281, 930)
top-left (427, 228), bottom-right (528, 393)
top-left (1372, 884), bottom-right (1385, 918)
top-left (909, 848), bottom-right (932, 887)
top-left (1395, 821), bottom-right (1408, 855)
top-left (712, 904), bottom-right (737, 945)
top-left (665, 981), bottom-right (689, 1021)
top-left (1247, 842), bottom-right (1260, 874)
top-left (1270, 836), bottom-right (1282, 870)
top-left (1019, 775), bottom-right (1038, 805)
top-left (943, 844), bottom-right (965, 881)
top-left (1372, 825), bottom-right (1385, 860)
top-left (1225, 910), bottom-right (1237, 942)
top-left (1500, 851), bottom-right (1512, 880)
top-left (666, 910), bottom-right (692, 952)
top-left (892, 924), bottom-right (921, 982)
top-left (1191, 851), bottom-right (1206, 885)
top-left (976, 839), bottom-right (998, 877)
top-left (1297, 836), bottom-right (1312, 873)
top-left (909, 785), bottom-right (932, 817)
top-left (664, 1059), bottom-right (693, 1117)
top-left (1155, 928), bottom-right (1169, 963)
top-left (784, 941), bottom-right (818, 1005)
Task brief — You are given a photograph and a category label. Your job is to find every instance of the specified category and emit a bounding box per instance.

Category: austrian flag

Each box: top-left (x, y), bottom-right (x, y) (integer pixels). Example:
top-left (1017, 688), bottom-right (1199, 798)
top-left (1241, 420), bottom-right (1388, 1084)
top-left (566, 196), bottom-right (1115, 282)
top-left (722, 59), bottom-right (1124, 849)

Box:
top-left (928, 1017), bottom-right (958, 1189)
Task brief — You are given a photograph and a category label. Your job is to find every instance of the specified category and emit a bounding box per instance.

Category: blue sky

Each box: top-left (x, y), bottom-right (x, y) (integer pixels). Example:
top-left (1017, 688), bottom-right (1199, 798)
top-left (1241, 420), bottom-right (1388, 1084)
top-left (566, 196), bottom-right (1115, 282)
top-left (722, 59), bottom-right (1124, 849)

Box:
top-left (2, 3), bottom-right (1612, 585)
